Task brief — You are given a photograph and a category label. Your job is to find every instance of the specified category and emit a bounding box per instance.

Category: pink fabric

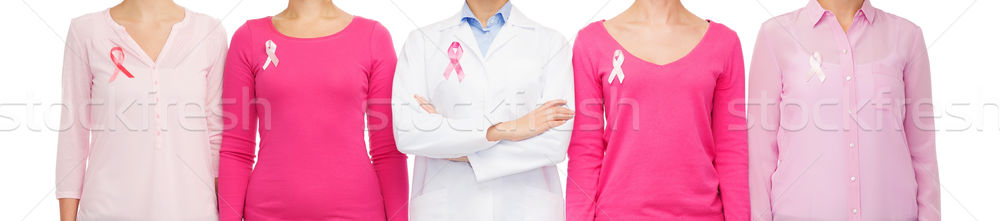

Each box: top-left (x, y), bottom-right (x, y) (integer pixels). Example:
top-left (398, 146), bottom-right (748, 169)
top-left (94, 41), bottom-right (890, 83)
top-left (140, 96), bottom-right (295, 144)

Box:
top-left (56, 9), bottom-right (225, 220)
top-left (56, 9), bottom-right (226, 220)
top-left (218, 17), bottom-right (408, 221)
top-left (442, 41), bottom-right (465, 82)
top-left (748, 1), bottom-right (939, 221)
top-left (567, 21), bottom-right (749, 221)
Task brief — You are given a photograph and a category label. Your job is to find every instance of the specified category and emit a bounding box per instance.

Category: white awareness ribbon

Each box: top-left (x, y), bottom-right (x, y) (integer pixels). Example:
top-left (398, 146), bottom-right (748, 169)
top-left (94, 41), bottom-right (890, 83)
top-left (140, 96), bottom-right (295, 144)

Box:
top-left (263, 40), bottom-right (279, 70)
top-left (608, 50), bottom-right (625, 84)
top-left (808, 52), bottom-right (825, 83)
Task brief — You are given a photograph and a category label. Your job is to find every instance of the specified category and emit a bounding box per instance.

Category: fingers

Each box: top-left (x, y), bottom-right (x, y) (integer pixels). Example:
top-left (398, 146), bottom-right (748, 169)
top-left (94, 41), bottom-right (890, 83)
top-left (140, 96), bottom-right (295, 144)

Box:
top-left (547, 120), bottom-right (569, 128)
top-left (545, 107), bottom-right (575, 121)
top-left (551, 114), bottom-right (574, 121)
top-left (414, 95), bottom-right (438, 114)
top-left (540, 99), bottom-right (568, 109)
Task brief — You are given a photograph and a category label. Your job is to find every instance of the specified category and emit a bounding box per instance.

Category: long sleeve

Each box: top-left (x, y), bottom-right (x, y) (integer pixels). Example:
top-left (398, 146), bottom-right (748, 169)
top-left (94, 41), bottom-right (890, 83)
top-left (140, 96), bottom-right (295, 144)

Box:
top-left (55, 21), bottom-right (92, 200)
top-left (367, 23), bottom-right (409, 221)
top-left (747, 23), bottom-right (781, 221)
top-left (466, 34), bottom-right (574, 182)
top-left (903, 27), bottom-right (940, 221)
top-left (218, 24), bottom-right (257, 221)
top-left (565, 35), bottom-right (605, 221)
top-left (715, 35), bottom-right (749, 221)
top-left (391, 30), bottom-right (500, 159)
top-left (205, 27), bottom-right (227, 178)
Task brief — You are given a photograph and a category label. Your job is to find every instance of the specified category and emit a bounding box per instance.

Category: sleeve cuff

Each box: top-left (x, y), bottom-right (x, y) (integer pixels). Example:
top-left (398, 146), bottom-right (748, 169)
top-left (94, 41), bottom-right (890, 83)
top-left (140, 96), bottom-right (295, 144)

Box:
top-left (55, 192), bottom-right (81, 199)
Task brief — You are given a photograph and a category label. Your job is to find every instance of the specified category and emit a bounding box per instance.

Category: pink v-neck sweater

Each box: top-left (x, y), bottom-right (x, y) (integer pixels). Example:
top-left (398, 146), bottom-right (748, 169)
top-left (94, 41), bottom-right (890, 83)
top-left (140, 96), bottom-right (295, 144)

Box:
top-left (218, 17), bottom-right (408, 221)
top-left (566, 21), bottom-right (749, 221)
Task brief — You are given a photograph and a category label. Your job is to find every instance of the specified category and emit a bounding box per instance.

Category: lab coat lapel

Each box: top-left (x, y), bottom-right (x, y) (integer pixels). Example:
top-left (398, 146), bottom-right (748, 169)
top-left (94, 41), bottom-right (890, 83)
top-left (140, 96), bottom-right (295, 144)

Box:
top-left (437, 11), bottom-right (486, 64)
top-left (451, 26), bottom-right (486, 63)
top-left (484, 6), bottom-right (534, 60)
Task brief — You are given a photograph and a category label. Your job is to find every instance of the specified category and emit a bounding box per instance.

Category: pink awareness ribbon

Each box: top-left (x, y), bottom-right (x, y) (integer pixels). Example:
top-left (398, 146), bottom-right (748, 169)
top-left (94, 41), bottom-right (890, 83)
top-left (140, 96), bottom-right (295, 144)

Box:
top-left (263, 40), bottom-right (278, 70)
top-left (108, 46), bottom-right (134, 82)
top-left (443, 42), bottom-right (465, 82)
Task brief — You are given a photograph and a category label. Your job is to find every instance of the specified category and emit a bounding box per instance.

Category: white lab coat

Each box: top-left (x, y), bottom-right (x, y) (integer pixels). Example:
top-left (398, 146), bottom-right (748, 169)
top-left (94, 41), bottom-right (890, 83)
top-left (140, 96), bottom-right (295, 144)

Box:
top-left (391, 6), bottom-right (574, 221)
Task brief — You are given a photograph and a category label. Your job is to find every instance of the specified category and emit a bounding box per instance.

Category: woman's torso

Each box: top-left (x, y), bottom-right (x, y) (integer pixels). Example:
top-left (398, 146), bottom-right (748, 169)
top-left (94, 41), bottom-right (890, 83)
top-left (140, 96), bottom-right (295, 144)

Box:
top-left (574, 20), bottom-right (742, 220)
top-left (68, 9), bottom-right (224, 221)
top-left (236, 16), bottom-right (389, 220)
top-left (406, 14), bottom-right (566, 221)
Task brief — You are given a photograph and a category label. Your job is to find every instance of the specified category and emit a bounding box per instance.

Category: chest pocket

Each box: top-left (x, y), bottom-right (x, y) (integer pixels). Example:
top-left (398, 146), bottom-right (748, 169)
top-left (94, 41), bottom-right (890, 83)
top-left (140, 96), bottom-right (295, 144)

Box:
top-left (867, 62), bottom-right (905, 114)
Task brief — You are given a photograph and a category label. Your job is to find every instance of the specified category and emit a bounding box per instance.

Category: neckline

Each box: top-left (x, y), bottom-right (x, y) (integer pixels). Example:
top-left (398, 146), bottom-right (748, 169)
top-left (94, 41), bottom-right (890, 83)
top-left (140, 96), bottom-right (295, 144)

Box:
top-left (105, 8), bottom-right (189, 66)
top-left (598, 20), bottom-right (714, 67)
top-left (266, 15), bottom-right (357, 41)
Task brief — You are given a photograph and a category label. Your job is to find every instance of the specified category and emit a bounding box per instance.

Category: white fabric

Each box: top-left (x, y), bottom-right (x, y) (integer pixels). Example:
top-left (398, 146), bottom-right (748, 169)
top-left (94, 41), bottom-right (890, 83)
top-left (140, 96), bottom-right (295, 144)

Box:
top-left (608, 49), bottom-right (625, 84)
top-left (392, 5), bottom-right (573, 221)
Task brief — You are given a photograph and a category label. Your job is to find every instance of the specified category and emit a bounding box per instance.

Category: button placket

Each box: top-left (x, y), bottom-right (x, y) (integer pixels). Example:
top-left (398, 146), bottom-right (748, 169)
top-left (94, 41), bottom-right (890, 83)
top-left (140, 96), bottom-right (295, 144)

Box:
top-left (831, 21), bottom-right (862, 221)
top-left (152, 66), bottom-right (163, 149)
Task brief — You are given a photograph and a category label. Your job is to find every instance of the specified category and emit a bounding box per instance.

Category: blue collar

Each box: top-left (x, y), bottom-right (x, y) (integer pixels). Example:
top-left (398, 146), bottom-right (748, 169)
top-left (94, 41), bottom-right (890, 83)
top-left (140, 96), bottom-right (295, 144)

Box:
top-left (460, 1), bottom-right (512, 27)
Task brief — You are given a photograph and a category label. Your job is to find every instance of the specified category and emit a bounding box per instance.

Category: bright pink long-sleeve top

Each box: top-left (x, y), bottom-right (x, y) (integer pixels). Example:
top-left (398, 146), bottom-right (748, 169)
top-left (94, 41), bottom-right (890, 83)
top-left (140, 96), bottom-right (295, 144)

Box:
top-left (748, 1), bottom-right (939, 220)
top-left (567, 21), bottom-right (749, 221)
top-left (218, 17), bottom-right (408, 221)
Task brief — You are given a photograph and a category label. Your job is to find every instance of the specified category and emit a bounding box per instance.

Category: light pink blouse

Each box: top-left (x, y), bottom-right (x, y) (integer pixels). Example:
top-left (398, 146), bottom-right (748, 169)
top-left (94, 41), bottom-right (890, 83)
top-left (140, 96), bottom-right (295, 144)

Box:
top-left (55, 9), bottom-right (225, 220)
top-left (748, 1), bottom-right (939, 221)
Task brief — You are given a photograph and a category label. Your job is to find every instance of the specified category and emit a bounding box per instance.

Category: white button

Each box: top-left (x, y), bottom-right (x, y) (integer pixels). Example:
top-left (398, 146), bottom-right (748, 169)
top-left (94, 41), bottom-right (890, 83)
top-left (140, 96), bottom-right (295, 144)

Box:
top-left (846, 76), bottom-right (853, 81)
top-left (850, 176), bottom-right (857, 182)
top-left (852, 208), bottom-right (858, 214)
top-left (842, 49), bottom-right (848, 54)
top-left (849, 143), bottom-right (855, 148)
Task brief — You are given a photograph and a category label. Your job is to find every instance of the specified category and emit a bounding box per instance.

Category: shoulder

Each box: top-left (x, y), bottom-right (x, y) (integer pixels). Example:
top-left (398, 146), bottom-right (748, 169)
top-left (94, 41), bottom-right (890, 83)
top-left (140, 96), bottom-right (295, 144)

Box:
top-left (575, 21), bottom-right (606, 44)
top-left (351, 16), bottom-right (391, 37)
top-left (706, 21), bottom-right (742, 49)
top-left (69, 10), bottom-right (106, 28)
top-left (876, 9), bottom-right (923, 34)
top-left (756, 7), bottom-right (808, 40)
top-left (571, 21), bottom-right (609, 54)
top-left (182, 10), bottom-right (228, 39)
top-left (410, 16), bottom-right (455, 38)
top-left (350, 16), bottom-right (382, 31)
top-left (400, 15), bottom-right (457, 45)
top-left (234, 17), bottom-right (271, 35)
top-left (67, 10), bottom-right (110, 40)
top-left (519, 17), bottom-right (566, 44)
top-left (763, 7), bottom-right (804, 29)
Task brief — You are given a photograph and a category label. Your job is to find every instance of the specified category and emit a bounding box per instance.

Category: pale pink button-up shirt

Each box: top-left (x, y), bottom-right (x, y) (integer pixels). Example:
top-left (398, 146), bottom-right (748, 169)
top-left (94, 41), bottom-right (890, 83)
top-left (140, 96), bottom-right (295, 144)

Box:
top-left (748, 1), bottom-right (940, 221)
top-left (55, 9), bottom-right (225, 220)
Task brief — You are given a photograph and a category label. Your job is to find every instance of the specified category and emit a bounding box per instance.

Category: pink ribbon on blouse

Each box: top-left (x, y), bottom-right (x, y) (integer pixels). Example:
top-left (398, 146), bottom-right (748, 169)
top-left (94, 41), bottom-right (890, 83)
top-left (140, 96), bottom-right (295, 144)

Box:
top-left (443, 42), bottom-right (465, 82)
top-left (108, 46), bottom-right (133, 82)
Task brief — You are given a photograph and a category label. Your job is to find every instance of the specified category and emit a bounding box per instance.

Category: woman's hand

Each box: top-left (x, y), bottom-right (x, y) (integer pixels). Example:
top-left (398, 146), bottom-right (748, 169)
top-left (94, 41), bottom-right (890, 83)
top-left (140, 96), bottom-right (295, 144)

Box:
top-left (414, 95), bottom-right (437, 114)
top-left (487, 99), bottom-right (574, 142)
top-left (414, 95), bottom-right (467, 162)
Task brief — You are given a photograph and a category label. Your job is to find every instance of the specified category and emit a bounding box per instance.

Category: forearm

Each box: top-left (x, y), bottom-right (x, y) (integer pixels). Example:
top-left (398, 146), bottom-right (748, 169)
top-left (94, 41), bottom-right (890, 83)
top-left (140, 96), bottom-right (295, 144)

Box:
top-left (393, 111), bottom-right (499, 158)
top-left (58, 198), bottom-right (79, 221)
top-left (468, 121), bottom-right (571, 181)
top-left (372, 156), bottom-right (409, 221)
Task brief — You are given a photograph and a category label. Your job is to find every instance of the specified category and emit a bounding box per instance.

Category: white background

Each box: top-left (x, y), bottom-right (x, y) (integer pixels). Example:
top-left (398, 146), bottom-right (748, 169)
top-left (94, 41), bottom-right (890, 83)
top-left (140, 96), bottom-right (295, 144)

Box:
top-left (1, 0), bottom-right (998, 220)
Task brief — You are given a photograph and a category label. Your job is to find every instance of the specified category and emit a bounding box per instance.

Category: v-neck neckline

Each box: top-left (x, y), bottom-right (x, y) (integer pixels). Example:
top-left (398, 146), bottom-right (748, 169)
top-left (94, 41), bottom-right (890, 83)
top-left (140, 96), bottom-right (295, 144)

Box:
top-left (599, 20), bottom-right (714, 67)
top-left (105, 8), bottom-right (189, 67)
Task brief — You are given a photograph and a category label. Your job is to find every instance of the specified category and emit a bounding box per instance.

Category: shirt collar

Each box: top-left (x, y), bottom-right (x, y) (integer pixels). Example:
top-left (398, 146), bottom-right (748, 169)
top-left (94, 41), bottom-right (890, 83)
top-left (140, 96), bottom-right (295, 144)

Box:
top-left (460, 1), bottom-right (512, 26)
top-left (805, 0), bottom-right (877, 28)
